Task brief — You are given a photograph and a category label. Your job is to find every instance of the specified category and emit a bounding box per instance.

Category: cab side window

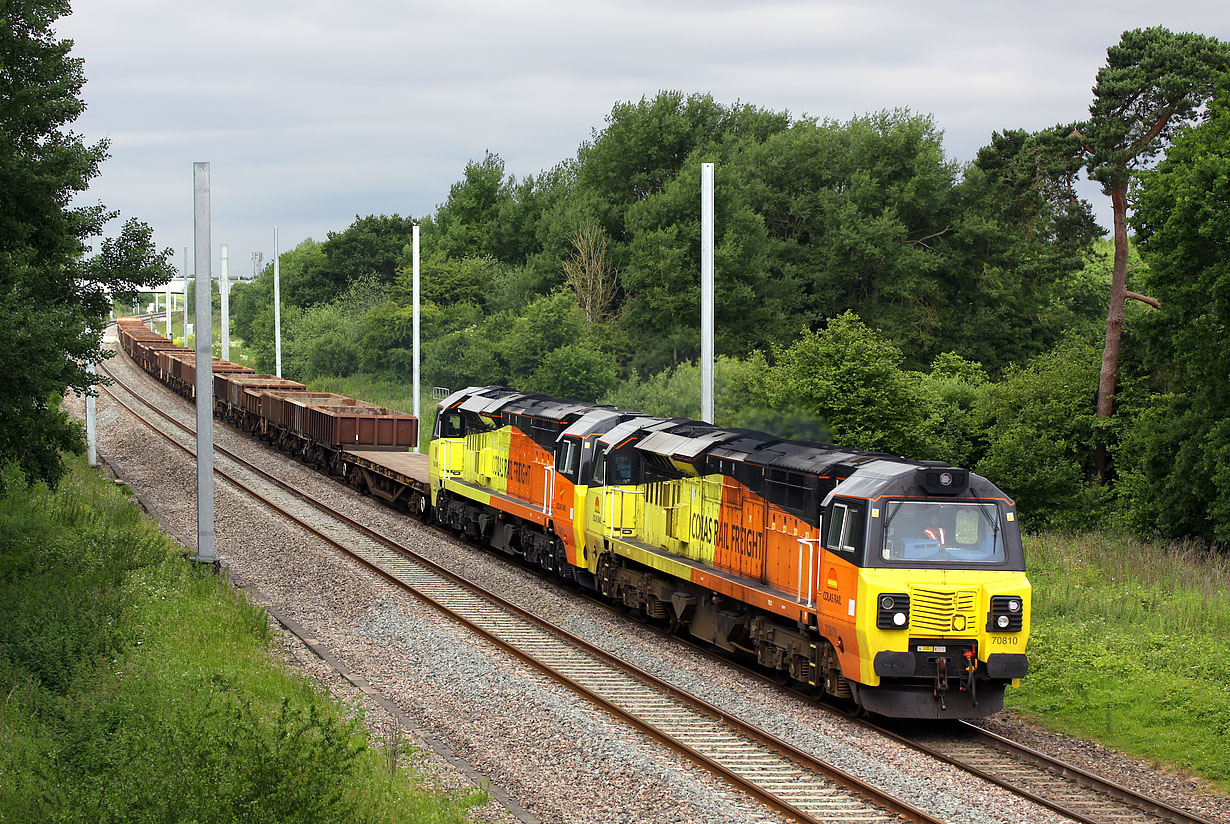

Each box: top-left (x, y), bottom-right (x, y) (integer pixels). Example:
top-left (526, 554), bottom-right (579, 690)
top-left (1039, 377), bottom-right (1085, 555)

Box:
top-left (825, 500), bottom-right (865, 555)
top-left (555, 438), bottom-right (580, 480)
top-left (441, 412), bottom-right (464, 438)
top-left (609, 454), bottom-right (635, 485)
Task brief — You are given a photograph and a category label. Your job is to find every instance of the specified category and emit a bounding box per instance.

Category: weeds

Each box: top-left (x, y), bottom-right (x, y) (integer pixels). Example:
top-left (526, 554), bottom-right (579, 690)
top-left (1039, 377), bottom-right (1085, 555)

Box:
top-left (1009, 530), bottom-right (1230, 790)
top-left (0, 457), bottom-right (484, 822)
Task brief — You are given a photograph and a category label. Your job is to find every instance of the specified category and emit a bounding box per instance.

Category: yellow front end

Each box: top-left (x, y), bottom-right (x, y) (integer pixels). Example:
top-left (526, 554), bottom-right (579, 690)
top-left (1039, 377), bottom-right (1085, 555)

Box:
top-left (855, 568), bottom-right (1031, 687)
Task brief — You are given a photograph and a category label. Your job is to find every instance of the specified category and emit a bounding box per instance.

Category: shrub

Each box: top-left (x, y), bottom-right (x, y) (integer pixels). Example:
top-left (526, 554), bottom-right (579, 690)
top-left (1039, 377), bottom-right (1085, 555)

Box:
top-left (973, 337), bottom-right (1107, 528)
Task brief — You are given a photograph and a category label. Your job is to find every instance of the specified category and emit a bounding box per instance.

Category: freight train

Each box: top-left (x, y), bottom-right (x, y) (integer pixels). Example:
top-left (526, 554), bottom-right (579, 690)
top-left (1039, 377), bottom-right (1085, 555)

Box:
top-left (429, 386), bottom-right (1030, 719)
top-left (117, 317), bottom-right (1030, 720)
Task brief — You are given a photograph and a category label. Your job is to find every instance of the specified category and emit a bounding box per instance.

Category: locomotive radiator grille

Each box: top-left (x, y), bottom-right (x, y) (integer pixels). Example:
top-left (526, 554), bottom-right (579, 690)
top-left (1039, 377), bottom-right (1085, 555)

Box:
top-left (910, 588), bottom-right (979, 635)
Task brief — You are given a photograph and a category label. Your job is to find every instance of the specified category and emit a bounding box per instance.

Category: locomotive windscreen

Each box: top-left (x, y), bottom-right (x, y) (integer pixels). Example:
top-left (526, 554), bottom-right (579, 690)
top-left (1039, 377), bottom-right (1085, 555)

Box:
top-left (881, 501), bottom-right (1005, 565)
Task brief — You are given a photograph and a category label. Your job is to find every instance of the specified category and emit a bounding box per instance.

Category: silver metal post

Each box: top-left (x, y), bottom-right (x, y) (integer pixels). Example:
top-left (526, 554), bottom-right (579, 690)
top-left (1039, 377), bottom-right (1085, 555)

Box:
top-left (86, 358), bottom-right (97, 466)
top-left (701, 162), bottom-right (715, 424)
top-left (412, 224), bottom-right (420, 452)
top-left (273, 226), bottom-right (282, 378)
top-left (193, 162), bottom-right (217, 565)
top-left (182, 247), bottom-right (189, 342)
top-left (164, 273), bottom-right (171, 338)
top-left (220, 243), bottom-right (230, 360)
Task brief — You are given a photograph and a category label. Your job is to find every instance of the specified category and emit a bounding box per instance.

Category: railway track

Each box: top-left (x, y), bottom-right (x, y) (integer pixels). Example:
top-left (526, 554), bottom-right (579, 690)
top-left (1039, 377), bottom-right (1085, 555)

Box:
top-left (573, 595), bottom-right (1221, 824)
top-left (891, 722), bottom-right (1219, 824)
top-left (97, 348), bottom-right (941, 824)
top-left (638, 621), bottom-right (1220, 824)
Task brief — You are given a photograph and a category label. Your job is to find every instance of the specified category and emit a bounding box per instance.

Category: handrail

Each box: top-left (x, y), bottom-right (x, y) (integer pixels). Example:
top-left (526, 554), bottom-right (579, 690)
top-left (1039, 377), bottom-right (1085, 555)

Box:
top-left (796, 537), bottom-right (821, 607)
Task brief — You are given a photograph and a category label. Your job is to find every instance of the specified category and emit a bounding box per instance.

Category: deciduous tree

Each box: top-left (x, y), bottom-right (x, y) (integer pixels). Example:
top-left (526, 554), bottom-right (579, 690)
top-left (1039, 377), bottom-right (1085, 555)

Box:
top-left (0, 1), bottom-right (171, 488)
top-left (1122, 76), bottom-right (1230, 542)
top-left (562, 220), bottom-right (620, 323)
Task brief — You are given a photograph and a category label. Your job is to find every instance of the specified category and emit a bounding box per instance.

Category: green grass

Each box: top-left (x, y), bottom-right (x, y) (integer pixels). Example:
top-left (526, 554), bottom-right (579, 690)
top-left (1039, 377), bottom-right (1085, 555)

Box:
top-left (0, 457), bottom-right (484, 823)
top-left (1007, 531), bottom-right (1230, 791)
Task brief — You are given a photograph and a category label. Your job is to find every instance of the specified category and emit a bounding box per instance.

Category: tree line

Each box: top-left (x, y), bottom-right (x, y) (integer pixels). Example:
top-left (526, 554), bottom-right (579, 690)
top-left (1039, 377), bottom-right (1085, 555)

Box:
top-left (3, 4), bottom-right (1226, 546)
top-left (1, 0), bottom-right (174, 491)
top-left (229, 28), bottom-right (1230, 545)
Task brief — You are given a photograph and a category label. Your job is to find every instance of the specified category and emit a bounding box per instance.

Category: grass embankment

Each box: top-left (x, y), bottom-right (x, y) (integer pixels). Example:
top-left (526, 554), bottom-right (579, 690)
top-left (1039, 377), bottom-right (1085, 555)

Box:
top-left (0, 458), bottom-right (484, 823)
top-left (1008, 532), bottom-right (1230, 791)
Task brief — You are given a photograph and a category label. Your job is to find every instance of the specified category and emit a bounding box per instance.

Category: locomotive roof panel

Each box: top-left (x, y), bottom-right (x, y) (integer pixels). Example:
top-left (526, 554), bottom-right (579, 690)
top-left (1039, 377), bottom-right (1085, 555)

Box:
top-left (826, 459), bottom-right (915, 500)
top-left (636, 425), bottom-right (739, 460)
top-left (509, 396), bottom-right (596, 422)
top-left (598, 417), bottom-right (677, 450)
top-left (764, 445), bottom-right (874, 475)
top-left (438, 386), bottom-right (483, 408)
top-left (825, 459), bottom-right (989, 503)
top-left (707, 431), bottom-right (783, 460)
top-left (459, 389), bottom-right (532, 415)
top-left (561, 409), bottom-right (627, 439)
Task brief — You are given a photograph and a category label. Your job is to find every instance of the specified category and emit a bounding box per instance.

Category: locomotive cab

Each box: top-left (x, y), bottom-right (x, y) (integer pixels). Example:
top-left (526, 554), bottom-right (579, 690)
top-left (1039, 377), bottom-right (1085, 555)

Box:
top-left (829, 462), bottom-right (1031, 719)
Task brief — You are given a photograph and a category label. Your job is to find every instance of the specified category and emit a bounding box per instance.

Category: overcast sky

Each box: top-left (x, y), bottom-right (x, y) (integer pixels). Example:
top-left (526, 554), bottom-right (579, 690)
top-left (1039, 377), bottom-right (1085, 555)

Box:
top-left (57, 1), bottom-right (1229, 283)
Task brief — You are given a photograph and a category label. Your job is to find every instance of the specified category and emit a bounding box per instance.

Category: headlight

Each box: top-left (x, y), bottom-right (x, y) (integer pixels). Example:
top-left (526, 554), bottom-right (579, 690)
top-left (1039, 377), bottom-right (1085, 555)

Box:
top-left (877, 593), bottom-right (910, 629)
top-left (987, 595), bottom-right (1025, 632)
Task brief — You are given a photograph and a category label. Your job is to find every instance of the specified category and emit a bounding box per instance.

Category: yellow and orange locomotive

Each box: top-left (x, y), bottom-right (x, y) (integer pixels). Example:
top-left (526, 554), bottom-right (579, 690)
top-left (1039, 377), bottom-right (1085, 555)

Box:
top-left (429, 386), bottom-right (1030, 719)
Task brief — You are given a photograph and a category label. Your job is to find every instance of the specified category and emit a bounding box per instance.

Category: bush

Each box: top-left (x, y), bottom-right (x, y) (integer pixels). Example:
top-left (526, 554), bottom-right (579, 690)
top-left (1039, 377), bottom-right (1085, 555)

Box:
top-left (0, 458), bottom-right (481, 823)
top-left (973, 337), bottom-right (1107, 528)
top-left (915, 352), bottom-right (989, 468)
top-left (525, 342), bottom-right (618, 401)
top-left (754, 312), bottom-right (935, 455)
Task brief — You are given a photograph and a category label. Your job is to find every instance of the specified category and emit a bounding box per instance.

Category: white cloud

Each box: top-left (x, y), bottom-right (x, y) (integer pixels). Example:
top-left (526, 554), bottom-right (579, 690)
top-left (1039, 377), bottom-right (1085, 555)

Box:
top-left (56, 0), bottom-right (1230, 277)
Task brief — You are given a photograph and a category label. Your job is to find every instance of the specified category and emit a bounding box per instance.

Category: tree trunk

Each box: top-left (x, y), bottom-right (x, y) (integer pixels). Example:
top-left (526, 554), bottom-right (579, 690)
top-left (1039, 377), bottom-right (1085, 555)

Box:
top-left (1095, 184), bottom-right (1130, 480)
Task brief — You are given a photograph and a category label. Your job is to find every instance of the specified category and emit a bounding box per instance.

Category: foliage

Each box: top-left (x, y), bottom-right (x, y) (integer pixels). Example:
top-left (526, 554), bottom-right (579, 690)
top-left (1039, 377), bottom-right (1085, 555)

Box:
top-left (734, 110), bottom-right (959, 366)
top-left (602, 356), bottom-right (766, 428)
top-left (0, 4), bottom-right (172, 489)
top-left (0, 458), bottom-right (483, 822)
top-left (523, 341), bottom-right (618, 401)
top-left (1009, 530), bottom-right (1230, 789)
top-left (269, 216), bottom-right (415, 309)
top-left (1119, 76), bottom-right (1230, 543)
top-left (1080, 27), bottom-right (1230, 195)
top-left (276, 275), bottom-right (387, 380)
top-left (753, 312), bottom-right (934, 454)
top-left (231, 238), bottom-right (324, 346)
top-left (941, 128), bottom-right (1105, 372)
top-left (561, 220), bottom-right (620, 323)
top-left (233, 56), bottom-right (1230, 543)
top-left (1068, 27), bottom-right (1230, 432)
top-left (392, 252), bottom-right (500, 310)
top-left (433, 151), bottom-right (509, 260)
top-left (575, 91), bottom-right (788, 242)
top-left (914, 352), bottom-right (989, 469)
top-left (973, 337), bottom-right (1109, 529)
top-left (620, 152), bottom-right (779, 374)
